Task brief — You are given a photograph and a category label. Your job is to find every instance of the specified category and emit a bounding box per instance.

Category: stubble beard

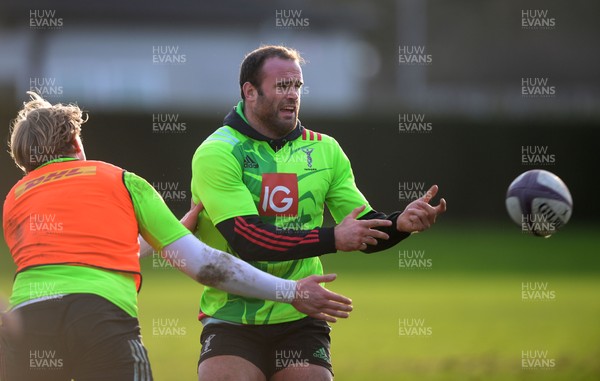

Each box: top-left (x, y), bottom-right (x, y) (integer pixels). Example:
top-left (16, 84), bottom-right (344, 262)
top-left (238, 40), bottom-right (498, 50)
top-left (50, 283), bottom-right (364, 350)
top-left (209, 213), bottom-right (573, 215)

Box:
top-left (255, 98), bottom-right (298, 139)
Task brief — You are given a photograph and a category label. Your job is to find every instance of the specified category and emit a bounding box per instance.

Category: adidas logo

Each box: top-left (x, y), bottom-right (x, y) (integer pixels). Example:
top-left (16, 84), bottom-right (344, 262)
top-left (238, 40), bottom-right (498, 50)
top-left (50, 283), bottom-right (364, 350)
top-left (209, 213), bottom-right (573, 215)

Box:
top-left (243, 155), bottom-right (258, 168)
top-left (313, 347), bottom-right (330, 362)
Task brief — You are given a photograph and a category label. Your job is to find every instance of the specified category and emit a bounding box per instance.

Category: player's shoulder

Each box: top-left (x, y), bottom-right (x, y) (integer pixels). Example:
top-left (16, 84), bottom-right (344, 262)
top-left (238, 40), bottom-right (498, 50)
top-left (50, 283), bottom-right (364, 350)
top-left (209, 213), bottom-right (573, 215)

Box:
top-left (298, 127), bottom-right (344, 154)
top-left (299, 127), bottom-right (338, 145)
top-left (194, 125), bottom-right (242, 157)
top-left (205, 125), bottom-right (246, 146)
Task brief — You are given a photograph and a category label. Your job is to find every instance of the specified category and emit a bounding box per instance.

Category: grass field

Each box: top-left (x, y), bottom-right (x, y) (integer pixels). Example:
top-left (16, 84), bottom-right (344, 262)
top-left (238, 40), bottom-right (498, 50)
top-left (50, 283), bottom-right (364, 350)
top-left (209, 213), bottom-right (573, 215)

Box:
top-left (2, 222), bottom-right (599, 380)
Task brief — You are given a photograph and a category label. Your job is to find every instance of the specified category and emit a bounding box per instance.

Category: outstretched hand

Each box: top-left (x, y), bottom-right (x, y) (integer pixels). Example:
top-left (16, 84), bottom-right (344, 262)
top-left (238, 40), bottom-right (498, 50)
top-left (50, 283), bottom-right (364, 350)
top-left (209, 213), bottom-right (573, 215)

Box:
top-left (396, 185), bottom-right (446, 233)
top-left (291, 274), bottom-right (353, 323)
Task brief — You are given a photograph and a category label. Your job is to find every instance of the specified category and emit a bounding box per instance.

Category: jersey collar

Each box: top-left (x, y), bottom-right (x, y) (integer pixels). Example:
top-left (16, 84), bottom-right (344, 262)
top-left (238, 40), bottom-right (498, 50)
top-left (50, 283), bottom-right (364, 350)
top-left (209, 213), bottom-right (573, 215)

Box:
top-left (224, 101), bottom-right (304, 152)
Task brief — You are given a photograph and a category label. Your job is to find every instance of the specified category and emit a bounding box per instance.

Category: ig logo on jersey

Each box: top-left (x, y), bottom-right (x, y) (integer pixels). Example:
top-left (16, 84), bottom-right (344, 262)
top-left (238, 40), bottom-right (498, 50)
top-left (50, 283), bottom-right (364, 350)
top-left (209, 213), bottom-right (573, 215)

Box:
top-left (259, 173), bottom-right (298, 216)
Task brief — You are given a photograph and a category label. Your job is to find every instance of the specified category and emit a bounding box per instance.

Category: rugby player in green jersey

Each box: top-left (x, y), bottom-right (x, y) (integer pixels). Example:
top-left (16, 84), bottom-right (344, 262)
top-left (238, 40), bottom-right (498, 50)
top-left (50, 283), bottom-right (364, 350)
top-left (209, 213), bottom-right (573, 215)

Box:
top-left (1, 92), bottom-right (351, 381)
top-left (192, 45), bottom-right (447, 381)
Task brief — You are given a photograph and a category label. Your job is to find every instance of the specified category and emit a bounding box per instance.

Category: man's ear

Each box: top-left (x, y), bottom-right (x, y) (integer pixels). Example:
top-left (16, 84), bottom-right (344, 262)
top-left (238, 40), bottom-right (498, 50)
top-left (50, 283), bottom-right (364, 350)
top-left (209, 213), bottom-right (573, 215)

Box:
top-left (242, 82), bottom-right (257, 101)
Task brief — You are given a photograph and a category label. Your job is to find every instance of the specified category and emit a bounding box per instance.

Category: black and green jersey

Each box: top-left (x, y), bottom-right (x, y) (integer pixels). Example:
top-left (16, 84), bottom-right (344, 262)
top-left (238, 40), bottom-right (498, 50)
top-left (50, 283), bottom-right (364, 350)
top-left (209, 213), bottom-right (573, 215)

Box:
top-left (191, 101), bottom-right (378, 325)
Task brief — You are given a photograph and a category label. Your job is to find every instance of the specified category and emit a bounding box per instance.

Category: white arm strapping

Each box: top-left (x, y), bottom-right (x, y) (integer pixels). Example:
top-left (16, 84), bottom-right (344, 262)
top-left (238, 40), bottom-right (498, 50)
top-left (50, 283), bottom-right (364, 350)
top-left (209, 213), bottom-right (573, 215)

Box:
top-left (159, 234), bottom-right (297, 303)
top-left (139, 235), bottom-right (154, 259)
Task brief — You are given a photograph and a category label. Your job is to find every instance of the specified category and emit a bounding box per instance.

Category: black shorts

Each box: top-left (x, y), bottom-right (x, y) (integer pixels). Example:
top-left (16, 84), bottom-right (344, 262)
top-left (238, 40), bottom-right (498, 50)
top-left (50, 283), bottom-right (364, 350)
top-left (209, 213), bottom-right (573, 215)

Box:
top-left (198, 316), bottom-right (333, 379)
top-left (0, 293), bottom-right (153, 381)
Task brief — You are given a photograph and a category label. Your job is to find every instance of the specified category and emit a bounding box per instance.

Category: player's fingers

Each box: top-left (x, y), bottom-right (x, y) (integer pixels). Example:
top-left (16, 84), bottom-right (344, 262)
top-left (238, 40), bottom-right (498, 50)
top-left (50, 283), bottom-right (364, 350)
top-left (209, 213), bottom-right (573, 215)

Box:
top-left (422, 185), bottom-right (438, 203)
top-left (347, 205), bottom-right (366, 220)
top-left (317, 288), bottom-right (353, 307)
top-left (311, 312), bottom-right (338, 323)
top-left (312, 273), bottom-right (337, 284)
top-left (319, 297), bottom-right (353, 312)
top-left (410, 200), bottom-right (436, 212)
top-left (191, 200), bottom-right (204, 213)
top-left (366, 229), bottom-right (390, 241)
top-left (362, 218), bottom-right (392, 229)
top-left (408, 208), bottom-right (431, 230)
top-left (435, 198), bottom-right (447, 214)
top-left (363, 236), bottom-right (379, 246)
top-left (320, 308), bottom-right (350, 319)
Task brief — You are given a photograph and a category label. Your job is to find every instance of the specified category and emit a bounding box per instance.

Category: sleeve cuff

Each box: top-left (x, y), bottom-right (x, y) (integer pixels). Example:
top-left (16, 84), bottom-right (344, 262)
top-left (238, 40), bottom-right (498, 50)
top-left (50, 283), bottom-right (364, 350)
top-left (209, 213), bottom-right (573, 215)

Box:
top-left (319, 227), bottom-right (338, 254)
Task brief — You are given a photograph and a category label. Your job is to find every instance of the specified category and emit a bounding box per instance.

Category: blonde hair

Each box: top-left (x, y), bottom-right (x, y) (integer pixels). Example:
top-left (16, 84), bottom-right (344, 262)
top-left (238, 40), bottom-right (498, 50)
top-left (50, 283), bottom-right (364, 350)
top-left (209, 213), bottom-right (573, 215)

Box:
top-left (9, 91), bottom-right (87, 173)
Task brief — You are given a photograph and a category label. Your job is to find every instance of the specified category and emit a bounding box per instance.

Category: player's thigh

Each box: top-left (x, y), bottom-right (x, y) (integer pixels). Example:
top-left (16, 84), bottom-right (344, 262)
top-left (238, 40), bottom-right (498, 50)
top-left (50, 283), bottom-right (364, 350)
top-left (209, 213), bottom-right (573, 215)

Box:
top-left (197, 322), bottom-right (270, 380)
top-left (198, 355), bottom-right (266, 381)
top-left (67, 294), bottom-right (153, 381)
top-left (270, 364), bottom-right (332, 381)
top-left (0, 299), bottom-right (70, 381)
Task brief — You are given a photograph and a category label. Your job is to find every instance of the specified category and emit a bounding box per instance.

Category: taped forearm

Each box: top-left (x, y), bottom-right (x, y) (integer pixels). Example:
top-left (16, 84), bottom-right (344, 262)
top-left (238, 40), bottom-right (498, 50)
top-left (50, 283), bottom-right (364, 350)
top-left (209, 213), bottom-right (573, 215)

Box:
top-left (161, 234), bottom-right (296, 302)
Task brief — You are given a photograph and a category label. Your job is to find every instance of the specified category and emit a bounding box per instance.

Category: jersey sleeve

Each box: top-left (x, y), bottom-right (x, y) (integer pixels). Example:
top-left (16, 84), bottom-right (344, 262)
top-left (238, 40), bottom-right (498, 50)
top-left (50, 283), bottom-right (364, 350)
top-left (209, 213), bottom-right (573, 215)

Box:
top-left (191, 142), bottom-right (258, 225)
top-left (123, 172), bottom-right (190, 250)
top-left (325, 138), bottom-right (372, 223)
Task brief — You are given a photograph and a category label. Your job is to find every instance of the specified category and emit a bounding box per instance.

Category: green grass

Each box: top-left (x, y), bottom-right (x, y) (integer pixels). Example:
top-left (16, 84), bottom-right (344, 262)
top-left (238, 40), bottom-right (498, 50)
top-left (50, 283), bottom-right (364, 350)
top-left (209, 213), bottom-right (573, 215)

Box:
top-left (134, 272), bottom-right (600, 380)
top-left (2, 223), bottom-right (599, 380)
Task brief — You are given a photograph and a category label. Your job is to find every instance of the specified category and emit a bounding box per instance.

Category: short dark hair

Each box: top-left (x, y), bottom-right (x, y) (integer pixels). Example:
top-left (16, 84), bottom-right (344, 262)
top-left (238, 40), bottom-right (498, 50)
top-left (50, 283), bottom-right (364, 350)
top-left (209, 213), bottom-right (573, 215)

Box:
top-left (239, 45), bottom-right (304, 99)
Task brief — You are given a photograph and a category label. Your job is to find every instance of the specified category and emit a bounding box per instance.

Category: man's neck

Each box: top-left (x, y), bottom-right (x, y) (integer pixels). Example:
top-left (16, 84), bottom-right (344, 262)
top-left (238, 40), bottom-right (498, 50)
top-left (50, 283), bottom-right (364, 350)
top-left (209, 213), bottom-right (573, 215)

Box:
top-left (244, 112), bottom-right (291, 140)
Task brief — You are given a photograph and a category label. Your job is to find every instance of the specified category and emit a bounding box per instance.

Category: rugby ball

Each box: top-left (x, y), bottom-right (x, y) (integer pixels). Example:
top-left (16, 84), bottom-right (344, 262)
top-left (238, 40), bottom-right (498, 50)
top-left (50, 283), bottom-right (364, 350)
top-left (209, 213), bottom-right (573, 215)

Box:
top-left (505, 170), bottom-right (572, 237)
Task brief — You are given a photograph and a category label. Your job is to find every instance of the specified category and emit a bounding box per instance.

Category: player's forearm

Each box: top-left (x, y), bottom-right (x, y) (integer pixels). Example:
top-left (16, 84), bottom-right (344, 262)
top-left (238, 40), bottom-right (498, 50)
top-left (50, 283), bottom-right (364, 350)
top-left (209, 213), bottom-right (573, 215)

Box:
top-left (217, 216), bottom-right (337, 261)
top-left (359, 210), bottom-right (411, 253)
top-left (160, 234), bottom-right (297, 302)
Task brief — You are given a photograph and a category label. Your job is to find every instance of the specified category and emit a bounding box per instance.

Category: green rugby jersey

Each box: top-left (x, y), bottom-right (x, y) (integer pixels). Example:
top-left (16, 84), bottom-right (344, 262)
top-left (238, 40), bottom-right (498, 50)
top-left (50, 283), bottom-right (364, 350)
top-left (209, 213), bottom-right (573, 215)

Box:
top-left (191, 101), bottom-right (373, 325)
